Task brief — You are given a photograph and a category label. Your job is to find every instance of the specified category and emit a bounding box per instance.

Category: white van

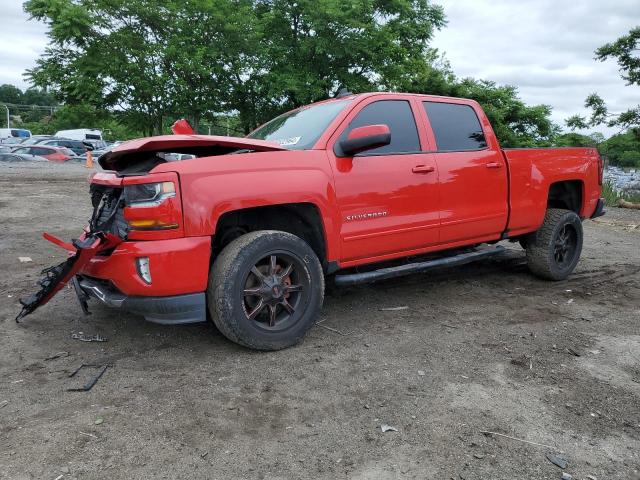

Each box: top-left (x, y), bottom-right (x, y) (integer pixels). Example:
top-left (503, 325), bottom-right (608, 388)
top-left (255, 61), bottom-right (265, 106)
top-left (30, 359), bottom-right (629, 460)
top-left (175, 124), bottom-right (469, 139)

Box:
top-left (0, 128), bottom-right (32, 143)
top-left (54, 129), bottom-right (102, 141)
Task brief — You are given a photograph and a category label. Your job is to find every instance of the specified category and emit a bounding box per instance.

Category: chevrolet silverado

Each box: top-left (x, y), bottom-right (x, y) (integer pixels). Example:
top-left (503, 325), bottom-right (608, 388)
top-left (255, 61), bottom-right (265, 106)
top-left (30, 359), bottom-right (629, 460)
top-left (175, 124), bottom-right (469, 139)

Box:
top-left (17, 92), bottom-right (605, 350)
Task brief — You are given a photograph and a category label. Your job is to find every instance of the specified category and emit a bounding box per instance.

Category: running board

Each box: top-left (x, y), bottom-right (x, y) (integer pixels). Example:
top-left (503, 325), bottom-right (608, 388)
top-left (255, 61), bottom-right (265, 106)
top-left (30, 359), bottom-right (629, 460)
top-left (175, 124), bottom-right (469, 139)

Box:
top-left (333, 245), bottom-right (506, 286)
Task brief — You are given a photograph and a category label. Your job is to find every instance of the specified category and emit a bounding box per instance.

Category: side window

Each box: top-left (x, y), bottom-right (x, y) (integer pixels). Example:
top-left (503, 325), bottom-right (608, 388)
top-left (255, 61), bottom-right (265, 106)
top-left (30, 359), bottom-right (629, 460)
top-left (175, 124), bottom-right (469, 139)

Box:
top-left (341, 100), bottom-right (420, 155)
top-left (33, 148), bottom-right (50, 155)
top-left (423, 102), bottom-right (487, 151)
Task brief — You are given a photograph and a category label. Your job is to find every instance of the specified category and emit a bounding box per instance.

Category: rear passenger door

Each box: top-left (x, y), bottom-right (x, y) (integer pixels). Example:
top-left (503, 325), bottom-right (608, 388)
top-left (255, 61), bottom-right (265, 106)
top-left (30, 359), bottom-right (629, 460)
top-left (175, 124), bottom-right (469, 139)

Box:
top-left (421, 101), bottom-right (508, 244)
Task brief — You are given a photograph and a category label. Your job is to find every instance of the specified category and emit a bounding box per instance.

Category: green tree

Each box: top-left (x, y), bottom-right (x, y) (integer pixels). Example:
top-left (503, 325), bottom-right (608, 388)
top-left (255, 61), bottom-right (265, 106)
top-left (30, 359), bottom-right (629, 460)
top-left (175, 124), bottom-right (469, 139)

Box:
top-left (567, 27), bottom-right (639, 132)
top-left (455, 79), bottom-right (557, 147)
top-left (25, 0), bottom-right (557, 143)
top-left (554, 132), bottom-right (601, 148)
top-left (619, 150), bottom-right (640, 167)
top-left (0, 84), bottom-right (24, 104)
top-left (25, 0), bottom-right (448, 133)
top-left (599, 130), bottom-right (640, 167)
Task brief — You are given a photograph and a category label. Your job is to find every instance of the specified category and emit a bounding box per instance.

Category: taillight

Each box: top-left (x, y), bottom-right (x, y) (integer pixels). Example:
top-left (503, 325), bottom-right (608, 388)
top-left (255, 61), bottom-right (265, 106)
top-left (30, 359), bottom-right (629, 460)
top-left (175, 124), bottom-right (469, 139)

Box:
top-left (597, 154), bottom-right (604, 186)
top-left (122, 174), bottom-right (183, 238)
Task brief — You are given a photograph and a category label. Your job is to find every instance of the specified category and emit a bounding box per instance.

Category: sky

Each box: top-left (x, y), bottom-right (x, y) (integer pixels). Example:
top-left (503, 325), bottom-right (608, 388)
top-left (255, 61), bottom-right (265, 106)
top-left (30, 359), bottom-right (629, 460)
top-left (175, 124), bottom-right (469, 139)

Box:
top-left (1, 0), bottom-right (638, 136)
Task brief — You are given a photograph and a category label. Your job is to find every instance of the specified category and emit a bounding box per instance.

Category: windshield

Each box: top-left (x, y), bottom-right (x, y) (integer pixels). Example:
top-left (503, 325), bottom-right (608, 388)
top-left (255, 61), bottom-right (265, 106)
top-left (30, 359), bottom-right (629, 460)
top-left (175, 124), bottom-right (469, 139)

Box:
top-left (248, 100), bottom-right (351, 149)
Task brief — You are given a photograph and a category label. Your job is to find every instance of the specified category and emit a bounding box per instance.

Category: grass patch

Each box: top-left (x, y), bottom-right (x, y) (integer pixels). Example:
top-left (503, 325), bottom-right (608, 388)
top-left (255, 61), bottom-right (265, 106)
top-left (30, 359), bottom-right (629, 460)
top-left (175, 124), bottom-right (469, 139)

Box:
top-left (602, 181), bottom-right (640, 206)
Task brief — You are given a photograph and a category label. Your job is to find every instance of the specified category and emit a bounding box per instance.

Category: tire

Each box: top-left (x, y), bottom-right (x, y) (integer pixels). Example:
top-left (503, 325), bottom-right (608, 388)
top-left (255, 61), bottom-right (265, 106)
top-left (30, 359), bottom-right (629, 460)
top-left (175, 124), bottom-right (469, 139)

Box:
top-left (525, 208), bottom-right (583, 281)
top-left (208, 230), bottom-right (324, 350)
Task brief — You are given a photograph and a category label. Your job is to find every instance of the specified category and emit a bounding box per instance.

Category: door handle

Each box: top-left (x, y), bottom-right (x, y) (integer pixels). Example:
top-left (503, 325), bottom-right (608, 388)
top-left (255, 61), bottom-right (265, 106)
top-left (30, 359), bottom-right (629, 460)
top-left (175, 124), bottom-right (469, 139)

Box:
top-left (412, 165), bottom-right (435, 174)
top-left (486, 162), bottom-right (502, 169)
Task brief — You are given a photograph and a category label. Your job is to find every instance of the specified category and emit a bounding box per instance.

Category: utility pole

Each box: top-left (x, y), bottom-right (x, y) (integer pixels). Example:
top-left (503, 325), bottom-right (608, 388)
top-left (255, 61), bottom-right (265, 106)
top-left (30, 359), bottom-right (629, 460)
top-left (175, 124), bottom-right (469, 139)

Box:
top-left (2, 104), bottom-right (8, 128)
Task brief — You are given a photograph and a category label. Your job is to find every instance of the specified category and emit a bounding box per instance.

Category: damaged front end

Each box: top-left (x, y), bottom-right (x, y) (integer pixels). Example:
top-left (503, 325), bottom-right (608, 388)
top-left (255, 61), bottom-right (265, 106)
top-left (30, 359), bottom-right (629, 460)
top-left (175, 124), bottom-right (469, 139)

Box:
top-left (15, 180), bottom-right (127, 322)
top-left (17, 133), bottom-right (283, 322)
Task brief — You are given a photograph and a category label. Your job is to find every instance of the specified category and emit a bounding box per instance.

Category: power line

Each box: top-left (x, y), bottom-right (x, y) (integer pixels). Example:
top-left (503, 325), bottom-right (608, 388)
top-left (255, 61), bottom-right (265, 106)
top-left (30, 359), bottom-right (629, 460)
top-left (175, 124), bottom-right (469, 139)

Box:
top-left (0, 101), bottom-right (60, 111)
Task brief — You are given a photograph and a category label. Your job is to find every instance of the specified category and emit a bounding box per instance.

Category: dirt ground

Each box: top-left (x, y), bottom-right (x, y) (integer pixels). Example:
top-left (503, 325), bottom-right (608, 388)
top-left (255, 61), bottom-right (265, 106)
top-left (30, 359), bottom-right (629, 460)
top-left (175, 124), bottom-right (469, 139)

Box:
top-left (1, 161), bottom-right (639, 480)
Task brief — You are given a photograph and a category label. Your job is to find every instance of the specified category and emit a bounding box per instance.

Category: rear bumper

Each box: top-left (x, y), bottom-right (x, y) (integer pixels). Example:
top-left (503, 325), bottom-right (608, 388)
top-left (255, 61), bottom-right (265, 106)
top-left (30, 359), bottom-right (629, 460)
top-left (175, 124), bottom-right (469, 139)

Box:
top-left (591, 198), bottom-right (606, 219)
top-left (78, 276), bottom-right (206, 324)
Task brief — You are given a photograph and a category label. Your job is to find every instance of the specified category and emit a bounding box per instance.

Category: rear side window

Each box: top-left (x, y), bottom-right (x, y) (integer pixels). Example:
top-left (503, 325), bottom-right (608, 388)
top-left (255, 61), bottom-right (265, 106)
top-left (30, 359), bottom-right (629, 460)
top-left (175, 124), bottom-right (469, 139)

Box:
top-left (341, 100), bottom-right (420, 155)
top-left (423, 102), bottom-right (487, 151)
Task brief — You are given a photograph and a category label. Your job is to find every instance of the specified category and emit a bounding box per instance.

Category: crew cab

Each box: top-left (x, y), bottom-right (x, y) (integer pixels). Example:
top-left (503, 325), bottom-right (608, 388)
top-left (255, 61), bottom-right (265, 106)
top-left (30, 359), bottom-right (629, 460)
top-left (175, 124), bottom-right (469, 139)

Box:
top-left (17, 92), bottom-right (605, 350)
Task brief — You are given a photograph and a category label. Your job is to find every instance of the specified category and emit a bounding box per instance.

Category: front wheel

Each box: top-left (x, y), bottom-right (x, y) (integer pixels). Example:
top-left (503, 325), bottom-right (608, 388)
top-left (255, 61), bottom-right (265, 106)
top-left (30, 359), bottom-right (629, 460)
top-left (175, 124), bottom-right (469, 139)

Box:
top-left (525, 208), bottom-right (583, 281)
top-left (208, 230), bottom-right (324, 350)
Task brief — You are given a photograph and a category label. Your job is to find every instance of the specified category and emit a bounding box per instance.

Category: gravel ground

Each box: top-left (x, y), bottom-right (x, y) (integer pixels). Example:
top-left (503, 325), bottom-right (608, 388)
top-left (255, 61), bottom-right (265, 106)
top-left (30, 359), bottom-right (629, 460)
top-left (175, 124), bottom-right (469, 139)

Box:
top-left (1, 161), bottom-right (639, 480)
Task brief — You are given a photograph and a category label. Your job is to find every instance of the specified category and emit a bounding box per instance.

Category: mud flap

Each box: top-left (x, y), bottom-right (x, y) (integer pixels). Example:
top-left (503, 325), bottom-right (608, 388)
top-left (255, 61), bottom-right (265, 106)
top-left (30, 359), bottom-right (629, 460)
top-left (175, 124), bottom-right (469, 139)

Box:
top-left (15, 233), bottom-right (122, 322)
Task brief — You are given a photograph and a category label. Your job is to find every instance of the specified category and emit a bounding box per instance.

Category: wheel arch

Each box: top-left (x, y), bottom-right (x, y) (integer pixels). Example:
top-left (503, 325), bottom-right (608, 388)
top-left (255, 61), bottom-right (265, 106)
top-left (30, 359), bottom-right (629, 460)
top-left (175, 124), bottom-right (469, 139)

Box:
top-left (547, 180), bottom-right (584, 216)
top-left (212, 202), bottom-right (330, 270)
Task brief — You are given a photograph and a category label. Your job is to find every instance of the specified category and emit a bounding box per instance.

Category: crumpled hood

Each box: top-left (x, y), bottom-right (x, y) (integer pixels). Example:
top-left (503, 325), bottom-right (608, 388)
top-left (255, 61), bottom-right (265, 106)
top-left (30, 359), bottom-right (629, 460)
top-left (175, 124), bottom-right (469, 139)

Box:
top-left (99, 134), bottom-right (285, 171)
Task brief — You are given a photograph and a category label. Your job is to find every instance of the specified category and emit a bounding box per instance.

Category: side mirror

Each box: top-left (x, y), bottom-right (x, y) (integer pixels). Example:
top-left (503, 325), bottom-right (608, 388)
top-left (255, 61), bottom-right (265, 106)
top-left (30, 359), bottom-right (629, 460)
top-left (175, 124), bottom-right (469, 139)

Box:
top-left (339, 124), bottom-right (391, 156)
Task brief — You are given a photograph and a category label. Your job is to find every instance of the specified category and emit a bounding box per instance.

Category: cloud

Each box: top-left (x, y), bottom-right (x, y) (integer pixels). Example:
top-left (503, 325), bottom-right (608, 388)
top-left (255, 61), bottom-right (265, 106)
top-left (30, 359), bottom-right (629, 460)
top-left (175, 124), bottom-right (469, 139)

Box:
top-left (433, 0), bottom-right (640, 134)
top-left (0, 1), bottom-right (48, 88)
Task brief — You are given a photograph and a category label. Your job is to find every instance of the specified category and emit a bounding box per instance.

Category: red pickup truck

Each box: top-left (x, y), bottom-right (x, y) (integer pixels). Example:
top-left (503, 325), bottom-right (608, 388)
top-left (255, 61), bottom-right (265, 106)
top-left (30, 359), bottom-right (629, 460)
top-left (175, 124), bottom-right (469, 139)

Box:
top-left (18, 92), bottom-right (604, 350)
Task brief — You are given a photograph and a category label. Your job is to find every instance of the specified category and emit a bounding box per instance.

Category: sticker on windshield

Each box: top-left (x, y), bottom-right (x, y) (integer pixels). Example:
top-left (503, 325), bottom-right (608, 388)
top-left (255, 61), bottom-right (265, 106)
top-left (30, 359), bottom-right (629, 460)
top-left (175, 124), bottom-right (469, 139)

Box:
top-left (273, 136), bottom-right (301, 146)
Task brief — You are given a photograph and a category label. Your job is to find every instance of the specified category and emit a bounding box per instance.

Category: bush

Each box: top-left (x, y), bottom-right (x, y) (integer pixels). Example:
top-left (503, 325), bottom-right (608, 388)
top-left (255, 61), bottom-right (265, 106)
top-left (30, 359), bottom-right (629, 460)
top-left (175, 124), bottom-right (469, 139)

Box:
top-left (618, 150), bottom-right (640, 168)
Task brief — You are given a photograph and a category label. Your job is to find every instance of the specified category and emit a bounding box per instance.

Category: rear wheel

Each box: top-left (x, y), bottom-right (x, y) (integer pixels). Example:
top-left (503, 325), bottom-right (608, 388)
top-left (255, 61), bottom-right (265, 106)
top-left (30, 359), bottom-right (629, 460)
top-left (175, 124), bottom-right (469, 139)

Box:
top-left (525, 208), bottom-right (583, 280)
top-left (208, 230), bottom-right (324, 350)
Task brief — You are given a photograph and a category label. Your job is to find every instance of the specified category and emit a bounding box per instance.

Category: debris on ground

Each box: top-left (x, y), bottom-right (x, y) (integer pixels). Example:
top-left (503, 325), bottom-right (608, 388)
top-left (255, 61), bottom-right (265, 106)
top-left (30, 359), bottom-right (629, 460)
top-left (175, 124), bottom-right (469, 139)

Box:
top-left (60, 466), bottom-right (70, 474)
top-left (315, 320), bottom-right (353, 336)
top-left (546, 453), bottom-right (568, 469)
top-left (473, 453), bottom-right (484, 459)
top-left (45, 351), bottom-right (69, 361)
top-left (381, 424), bottom-right (398, 432)
top-left (417, 370), bottom-right (426, 376)
top-left (0, 400), bottom-right (8, 409)
top-left (566, 347), bottom-right (581, 357)
top-left (618, 199), bottom-right (640, 210)
top-left (379, 306), bottom-right (409, 311)
top-left (94, 417), bottom-right (104, 425)
top-left (79, 432), bottom-right (97, 439)
top-left (561, 473), bottom-right (572, 480)
top-left (18, 257), bottom-right (32, 263)
top-left (71, 332), bottom-right (107, 342)
top-left (67, 364), bottom-right (109, 392)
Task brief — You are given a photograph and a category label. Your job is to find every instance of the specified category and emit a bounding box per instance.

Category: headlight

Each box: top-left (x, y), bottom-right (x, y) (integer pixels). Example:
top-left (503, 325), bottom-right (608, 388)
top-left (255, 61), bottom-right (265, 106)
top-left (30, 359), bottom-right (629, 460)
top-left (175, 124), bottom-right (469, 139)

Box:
top-left (124, 181), bottom-right (175, 207)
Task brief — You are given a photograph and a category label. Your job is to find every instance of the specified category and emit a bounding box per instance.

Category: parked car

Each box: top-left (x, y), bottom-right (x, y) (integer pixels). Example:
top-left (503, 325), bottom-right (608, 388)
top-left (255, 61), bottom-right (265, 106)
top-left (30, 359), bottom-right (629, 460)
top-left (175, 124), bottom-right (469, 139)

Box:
top-left (18, 92), bottom-right (604, 351)
top-left (0, 136), bottom-right (26, 145)
top-left (20, 135), bottom-right (53, 145)
top-left (37, 138), bottom-right (88, 156)
top-left (10, 145), bottom-right (76, 162)
top-left (55, 128), bottom-right (102, 141)
top-left (0, 128), bottom-right (31, 142)
top-left (0, 152), bottom-right (48, 162)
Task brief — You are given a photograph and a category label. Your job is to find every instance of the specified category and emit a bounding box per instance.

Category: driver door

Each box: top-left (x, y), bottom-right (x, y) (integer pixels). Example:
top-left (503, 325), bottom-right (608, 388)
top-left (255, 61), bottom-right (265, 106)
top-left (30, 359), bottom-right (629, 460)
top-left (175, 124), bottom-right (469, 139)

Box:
top-left (327, 97), bottom-right (440, 264)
